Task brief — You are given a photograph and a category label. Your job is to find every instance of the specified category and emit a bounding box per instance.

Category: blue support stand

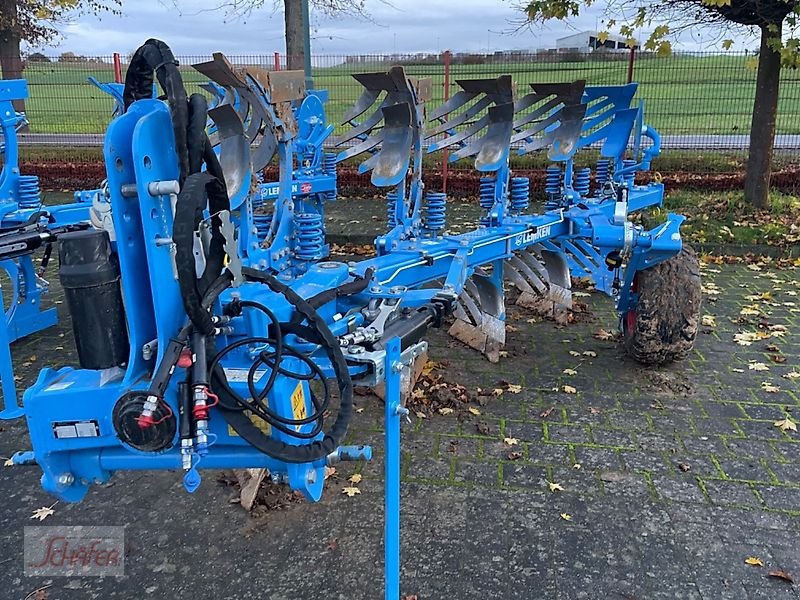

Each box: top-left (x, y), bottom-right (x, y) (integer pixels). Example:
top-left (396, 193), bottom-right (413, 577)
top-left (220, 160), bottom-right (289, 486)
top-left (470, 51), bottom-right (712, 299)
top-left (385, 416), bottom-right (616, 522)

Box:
top-left (0, 283), bottom-right (23, 419)
top-left (384, 337), bottom-right (405, 600)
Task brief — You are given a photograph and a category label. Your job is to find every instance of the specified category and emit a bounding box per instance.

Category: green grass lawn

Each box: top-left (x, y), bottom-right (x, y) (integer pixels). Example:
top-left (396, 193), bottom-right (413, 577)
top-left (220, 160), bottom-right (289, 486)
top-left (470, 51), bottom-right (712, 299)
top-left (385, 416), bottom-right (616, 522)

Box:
top-left (18, 53), bottom-right (800, 137)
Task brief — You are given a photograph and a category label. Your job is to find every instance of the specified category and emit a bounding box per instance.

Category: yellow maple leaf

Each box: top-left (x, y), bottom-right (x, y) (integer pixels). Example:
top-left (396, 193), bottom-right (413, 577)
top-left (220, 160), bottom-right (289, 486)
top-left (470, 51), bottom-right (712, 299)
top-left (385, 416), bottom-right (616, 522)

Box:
top-left (468, 407), bottom-right (481, 416)
top-left (701, 315), bottom-right (717, 327)
top-left (563, 368), bottom-right (577, 376)
top-left (548, 482), bottom-right (564, 492)
top-left (722, 39), bottom-right (734, 50)
top-left (349, 473), bottom-right (363, 484)
top-left (761, 382), bottom-right (780, 393)
top-left (562, 385), bottom-right (577, 394)
top-left (597, 31), bottom-right (609, 44)
top-left (506, 384), bottom-right (522, 394)
top-left (503, 437), bottom-right (519, 446)
top-left (560, 513), bottom-right (572, 521)
top-left (438, 407), bottom-right (454, 416)
top-left (749, 362), bottom-right (770, 372)
top-left (342, 487), bottom-right (361, 497)
top-left (774, 418), bottom-right (798, 433)
top-left (745, 556), bottom-right (764, 567)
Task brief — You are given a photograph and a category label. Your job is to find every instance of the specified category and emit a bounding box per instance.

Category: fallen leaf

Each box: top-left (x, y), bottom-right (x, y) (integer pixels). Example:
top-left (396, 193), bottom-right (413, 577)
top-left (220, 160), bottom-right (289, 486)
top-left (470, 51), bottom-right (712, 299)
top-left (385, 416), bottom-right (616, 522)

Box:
top-left (3, 457), bottom-right (13, 467)
top-left (30, 504), bottom-right (56, 521)
top-left (744, 556), bottom-right (764, 567)
top-left (701, 315), bottom-right (717, 327)
top-left (355, 407), bottom-right (365, 414)
top-left (569, 350), bottom-right (581, 357)
top-left (548, 482), bottom-right (564, 492)
top-left (438, 407), bottom-right (454, 416)
top-left (732, 368), bottom-right (745, 373)
top-left (326, 538), bottom-right (339, 551)
top-left (324, 466), bottom-right (336, 480)
top-left (783, 371), bottom-right (800, 380)
top-left (415, 411), bottom-right (427, 419)
top-left (594, 328), bottom-right (614, 341)
top-left (401, 595), bottom-right (419, 600)
top-left (349, 474), bottom-right (363, 484)
top-left (539, 406), bottom-right (555, 419)
top-left (749, 362), bottom-right (770, 372)
top-left (761, 382), bottom-right (780, 393)
top-left (582, 351), bottom-right (597, 358)
top-left (503, 437), bottom-right (519, 446)
top-left (562, 385), bottom-right (577, 394)
top-left (506, 451), bottom-right (523, 460)
top-left (342, 487), bottom-right (361, 497)
top-left (562, 368), bottom-right (577, 376)
top-left (560, 513), bottom-right (572, 521)
top-left (768, 569), bottom-right (794, 583)
top-left (772, 355), bottom-right (787, 364)
top-left (491, 388), bottom-right (504, 397)
top-left (468, 407), bottom-right (481, 416)
top-left (572, 463), bottom-right (582, 470)
top-left (677, 462), bottom-right (691, 472)
top-left (506, 384), bottom-right (522, 394)
top-left (774, 418), bottom-right (798, 433)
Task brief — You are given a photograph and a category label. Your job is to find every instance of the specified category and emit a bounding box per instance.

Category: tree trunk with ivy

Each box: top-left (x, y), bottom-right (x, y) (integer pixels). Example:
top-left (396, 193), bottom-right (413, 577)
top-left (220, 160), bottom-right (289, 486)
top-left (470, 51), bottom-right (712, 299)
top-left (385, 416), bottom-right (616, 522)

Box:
top-left (284, 0), bottom-right (305, 70)
top-left (743, 23), bottom-right (782, 209)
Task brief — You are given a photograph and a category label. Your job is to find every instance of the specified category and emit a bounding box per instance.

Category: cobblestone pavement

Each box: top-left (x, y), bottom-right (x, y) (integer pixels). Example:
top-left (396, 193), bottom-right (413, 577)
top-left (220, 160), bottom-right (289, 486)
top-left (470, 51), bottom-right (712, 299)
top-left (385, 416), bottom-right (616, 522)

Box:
top-left (1, 258), bottom-right (799, 600)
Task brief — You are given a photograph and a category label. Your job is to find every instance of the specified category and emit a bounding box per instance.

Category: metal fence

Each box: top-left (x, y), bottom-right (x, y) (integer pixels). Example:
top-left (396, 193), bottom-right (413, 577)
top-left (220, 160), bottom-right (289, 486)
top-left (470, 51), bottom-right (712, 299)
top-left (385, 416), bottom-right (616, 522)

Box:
top-left (9, 50), bottom-right (800, 183)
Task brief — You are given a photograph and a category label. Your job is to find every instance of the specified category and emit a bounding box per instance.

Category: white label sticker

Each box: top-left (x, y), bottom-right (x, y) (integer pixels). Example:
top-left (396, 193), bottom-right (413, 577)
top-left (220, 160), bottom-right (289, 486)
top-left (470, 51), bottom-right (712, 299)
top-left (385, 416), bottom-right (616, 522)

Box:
top-left (223, 368), bottom-right (268, 383)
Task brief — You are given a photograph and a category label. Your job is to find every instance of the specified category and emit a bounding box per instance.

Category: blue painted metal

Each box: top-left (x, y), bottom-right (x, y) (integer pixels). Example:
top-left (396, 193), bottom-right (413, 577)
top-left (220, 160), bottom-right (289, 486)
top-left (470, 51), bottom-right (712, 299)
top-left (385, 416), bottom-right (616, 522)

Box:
top-left (0, 79), bottom-right (91, 418)
top-left (383, 336), bottom-right (403, 600)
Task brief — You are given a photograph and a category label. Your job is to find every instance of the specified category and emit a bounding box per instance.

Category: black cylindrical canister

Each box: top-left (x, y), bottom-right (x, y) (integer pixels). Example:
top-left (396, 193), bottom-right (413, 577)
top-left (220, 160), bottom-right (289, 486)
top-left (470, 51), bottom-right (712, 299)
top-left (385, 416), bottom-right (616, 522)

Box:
top-left (58, 229), bottom-right (129, 370)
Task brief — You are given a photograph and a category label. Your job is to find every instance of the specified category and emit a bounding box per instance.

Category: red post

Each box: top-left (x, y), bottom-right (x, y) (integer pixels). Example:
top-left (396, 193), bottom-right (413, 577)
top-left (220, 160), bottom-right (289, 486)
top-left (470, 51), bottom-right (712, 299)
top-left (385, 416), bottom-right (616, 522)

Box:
top-left (113, 52), bottom-right (122, 84)
top-left (274, 52), bottom-right (281, 71)
top-left (627, 46), bottom-right (635, 83)
top-left (442, 49), bottom-right (452, 194)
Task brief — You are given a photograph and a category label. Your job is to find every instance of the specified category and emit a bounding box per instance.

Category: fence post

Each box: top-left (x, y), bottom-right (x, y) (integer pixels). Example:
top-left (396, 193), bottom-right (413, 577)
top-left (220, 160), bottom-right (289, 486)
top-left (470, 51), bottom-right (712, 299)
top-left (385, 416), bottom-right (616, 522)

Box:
top-left (274, 52), bottom-right (281, 71)
top-left (627, 46), bottom-right (635, 84)
top-left (113, 52), bottom-right (122, 84)
top-left (442, 49), bottom-right (452, 194)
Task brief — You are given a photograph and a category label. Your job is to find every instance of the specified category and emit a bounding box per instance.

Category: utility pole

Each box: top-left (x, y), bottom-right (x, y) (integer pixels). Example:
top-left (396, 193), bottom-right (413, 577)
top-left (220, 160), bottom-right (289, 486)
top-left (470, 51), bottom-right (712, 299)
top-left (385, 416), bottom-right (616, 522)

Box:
top-left (302, 0), bottom-right (313, 89)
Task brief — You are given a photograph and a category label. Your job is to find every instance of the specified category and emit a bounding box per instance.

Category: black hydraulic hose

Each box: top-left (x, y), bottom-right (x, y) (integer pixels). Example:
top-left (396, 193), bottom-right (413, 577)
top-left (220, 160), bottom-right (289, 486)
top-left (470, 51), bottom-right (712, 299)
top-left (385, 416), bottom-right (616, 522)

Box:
top-left (306, 267), bottom-right (375, 310)
top-left (123, 39), bottom-right (189, 184)
top-left (212, 266), bottom-right (354, 464)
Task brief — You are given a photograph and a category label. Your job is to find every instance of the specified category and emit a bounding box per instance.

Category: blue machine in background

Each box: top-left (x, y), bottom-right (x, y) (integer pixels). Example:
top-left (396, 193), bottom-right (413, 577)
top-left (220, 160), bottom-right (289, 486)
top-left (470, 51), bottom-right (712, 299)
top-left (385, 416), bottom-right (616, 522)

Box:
top-left (0, 79), bottom-right (92, 417)
top-left (10, 39), bottom-right (700, 599)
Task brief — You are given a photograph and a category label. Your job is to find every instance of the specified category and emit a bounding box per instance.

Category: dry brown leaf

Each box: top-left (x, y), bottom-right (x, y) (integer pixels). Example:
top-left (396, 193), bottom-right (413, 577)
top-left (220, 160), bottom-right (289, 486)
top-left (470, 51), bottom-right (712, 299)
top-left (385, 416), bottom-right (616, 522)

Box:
top-left (348, 474), bottom-right (363, 484)
top-left (3, 457), bottom-right (13, 467)
top-left (539, 406), bottom-right (555, 419)
top-left (768, 569), bottom-right (794, 583)
top-left (506, 451), bottom-right (523, 461)
top-left (594, 328), bottom-right (614, 341)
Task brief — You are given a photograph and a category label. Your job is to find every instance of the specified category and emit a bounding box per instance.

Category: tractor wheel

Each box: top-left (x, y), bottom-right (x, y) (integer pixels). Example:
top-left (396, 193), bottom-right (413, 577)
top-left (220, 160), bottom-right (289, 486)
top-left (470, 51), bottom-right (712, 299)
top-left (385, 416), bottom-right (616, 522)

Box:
top-left (622, 245), bottom-right (701, 366)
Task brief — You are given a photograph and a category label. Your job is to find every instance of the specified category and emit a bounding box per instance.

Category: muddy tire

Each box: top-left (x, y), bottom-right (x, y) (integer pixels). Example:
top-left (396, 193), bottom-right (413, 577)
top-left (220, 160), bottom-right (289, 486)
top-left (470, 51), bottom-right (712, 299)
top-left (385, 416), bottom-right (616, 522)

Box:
top-left (623, 245), bottom-right (701, 365)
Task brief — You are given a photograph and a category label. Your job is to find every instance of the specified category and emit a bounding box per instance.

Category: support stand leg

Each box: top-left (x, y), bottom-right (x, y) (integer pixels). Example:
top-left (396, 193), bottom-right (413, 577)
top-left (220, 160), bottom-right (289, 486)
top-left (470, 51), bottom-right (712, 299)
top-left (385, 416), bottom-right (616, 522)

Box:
top-left (384, 337), bottom-right (405, 600)
top-left (0, 284), bottom-right (22, 419)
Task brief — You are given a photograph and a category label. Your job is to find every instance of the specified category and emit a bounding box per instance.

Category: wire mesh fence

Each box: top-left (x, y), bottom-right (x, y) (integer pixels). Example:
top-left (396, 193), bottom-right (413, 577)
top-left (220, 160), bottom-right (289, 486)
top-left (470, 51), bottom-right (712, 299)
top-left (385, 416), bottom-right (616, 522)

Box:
top-left (8, 50), bottom-right (800, 186)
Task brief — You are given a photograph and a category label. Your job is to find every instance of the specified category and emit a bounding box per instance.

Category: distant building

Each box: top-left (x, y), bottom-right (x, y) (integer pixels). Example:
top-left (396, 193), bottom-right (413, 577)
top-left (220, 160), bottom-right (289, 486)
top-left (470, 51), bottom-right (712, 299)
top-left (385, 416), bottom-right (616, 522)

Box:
top-left (555, 31), bottom-right (638, 53)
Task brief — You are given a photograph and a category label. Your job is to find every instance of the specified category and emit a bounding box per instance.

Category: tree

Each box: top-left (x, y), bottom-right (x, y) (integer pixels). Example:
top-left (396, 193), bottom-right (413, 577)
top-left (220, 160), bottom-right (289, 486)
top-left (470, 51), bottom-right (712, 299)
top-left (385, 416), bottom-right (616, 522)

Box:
top-left (0, 1), bottom-right (121, 77)
top-left (212, 0), bottom-right (372, 70)
top-left (27, 52), bottom-right (51, 63)
top-left (518, 0), bottom-right (800, 209)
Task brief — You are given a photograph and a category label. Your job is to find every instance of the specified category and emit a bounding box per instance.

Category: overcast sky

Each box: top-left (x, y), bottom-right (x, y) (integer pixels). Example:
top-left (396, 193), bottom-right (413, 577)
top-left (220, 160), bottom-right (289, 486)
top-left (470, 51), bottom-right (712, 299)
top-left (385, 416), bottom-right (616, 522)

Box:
top-left (33, 0), bottom-right (761, 58)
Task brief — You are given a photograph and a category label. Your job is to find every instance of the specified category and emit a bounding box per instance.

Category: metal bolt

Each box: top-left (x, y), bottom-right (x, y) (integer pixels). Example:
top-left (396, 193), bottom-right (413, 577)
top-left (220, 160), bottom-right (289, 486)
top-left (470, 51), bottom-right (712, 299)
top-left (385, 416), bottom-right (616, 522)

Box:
top-left (370, 286), bottom-right (382, 293)
top-left (57, 473), bottom-right (74, 486)
top-left (392, 362), bottom-right (403, 373)
top-left (348, 346), bottom-right (365, 355)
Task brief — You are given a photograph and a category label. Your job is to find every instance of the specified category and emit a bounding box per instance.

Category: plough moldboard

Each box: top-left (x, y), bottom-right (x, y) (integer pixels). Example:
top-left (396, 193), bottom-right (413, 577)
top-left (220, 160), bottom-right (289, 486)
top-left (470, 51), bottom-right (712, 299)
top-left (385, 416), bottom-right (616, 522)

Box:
top-left (0, 39), bottom-right (702, 598)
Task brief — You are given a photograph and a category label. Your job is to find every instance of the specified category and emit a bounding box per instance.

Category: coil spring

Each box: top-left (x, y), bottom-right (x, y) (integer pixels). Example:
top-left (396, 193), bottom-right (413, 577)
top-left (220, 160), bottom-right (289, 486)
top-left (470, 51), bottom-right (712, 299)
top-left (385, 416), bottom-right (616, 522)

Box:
top-left (595, 159), bottom-right (611, 190)
top-left (17, 175), bottom-right (41, 210)
top-left (386, 191), bottom-right (398, 228)
top-left (510, 177), bottom-right (530, 214)
top-left (424, 192), bottom-right (446, 233)
top-left (544, 166), bottom-right (562, 210)
top-left (573, 167), bottom-right (591, 199)
top-left (295, 212), bottom-right (324, 261)
top-left (479, 177), bottom-right (495, 210)
top-left (323, 153), bottom-right (337, 201)
top-left (252, 213), bottom-right (272, 240)
top-left (623, 159), bottom-right (636, 188)
top-left (302, 149), bottom-right (315, 166)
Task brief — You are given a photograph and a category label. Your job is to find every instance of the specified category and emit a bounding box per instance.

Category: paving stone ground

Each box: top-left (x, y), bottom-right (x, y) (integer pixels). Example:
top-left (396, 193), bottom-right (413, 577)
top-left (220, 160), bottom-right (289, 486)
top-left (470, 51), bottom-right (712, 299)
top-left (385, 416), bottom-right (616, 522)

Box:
top-left (1, 238), bottom-right (799, 599)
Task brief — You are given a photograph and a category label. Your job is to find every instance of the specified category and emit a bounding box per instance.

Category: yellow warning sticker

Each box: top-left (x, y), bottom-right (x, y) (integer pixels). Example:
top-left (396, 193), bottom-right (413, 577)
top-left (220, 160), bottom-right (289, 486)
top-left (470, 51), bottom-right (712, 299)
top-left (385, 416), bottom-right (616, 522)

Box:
top-left (227, 410), bottom-right (272, 438)
top-left (291, 383), bottom-right (307, 431)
